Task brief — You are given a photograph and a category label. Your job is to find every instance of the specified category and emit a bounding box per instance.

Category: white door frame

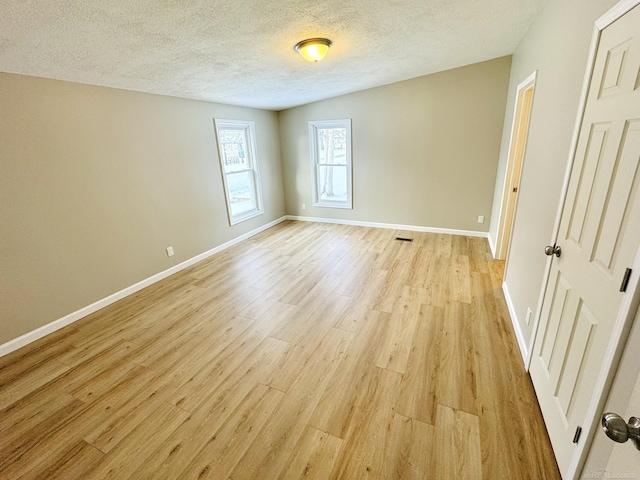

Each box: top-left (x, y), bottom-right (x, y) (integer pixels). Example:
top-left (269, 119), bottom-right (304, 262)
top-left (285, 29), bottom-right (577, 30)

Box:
top-left (524, 1), bottom-right (640, 478)
top-left (494, 71), bottom-right (537, 261)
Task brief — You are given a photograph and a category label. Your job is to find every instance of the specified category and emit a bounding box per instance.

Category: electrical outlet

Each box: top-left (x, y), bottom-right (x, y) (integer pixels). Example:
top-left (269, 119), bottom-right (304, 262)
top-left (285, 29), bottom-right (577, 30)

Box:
top-left (477, 215), bottom-right (485, 224)
top-left (166, 246), bottom-right (174, 257)
top-left (302, 203), bottom-right (306, 210)
top-left (525, 307), bottom-right (532, 325)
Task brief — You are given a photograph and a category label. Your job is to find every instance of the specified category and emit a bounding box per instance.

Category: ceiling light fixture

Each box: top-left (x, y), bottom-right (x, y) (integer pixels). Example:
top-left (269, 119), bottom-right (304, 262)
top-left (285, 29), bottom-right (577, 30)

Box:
top-left (294, 38), bottom-right (332, 63)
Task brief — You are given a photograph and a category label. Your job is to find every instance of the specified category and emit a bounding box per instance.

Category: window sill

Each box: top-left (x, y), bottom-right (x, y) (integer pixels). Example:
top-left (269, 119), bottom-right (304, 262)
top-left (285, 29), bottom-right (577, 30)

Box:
top-left (229, 209), bottom-right (264, 226)
top-left (313, 202), bottom-right (353, 209)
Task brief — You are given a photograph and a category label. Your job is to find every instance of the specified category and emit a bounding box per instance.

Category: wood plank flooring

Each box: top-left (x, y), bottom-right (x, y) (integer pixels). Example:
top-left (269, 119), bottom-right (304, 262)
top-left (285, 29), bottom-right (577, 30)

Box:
top-left (0, 221), bottom-right (561, 479)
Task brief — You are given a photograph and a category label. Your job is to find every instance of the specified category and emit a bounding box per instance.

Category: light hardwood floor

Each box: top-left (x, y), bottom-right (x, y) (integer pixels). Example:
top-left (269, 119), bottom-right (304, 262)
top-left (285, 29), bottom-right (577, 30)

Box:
top-left (0, 221), bottom-right (561, 479)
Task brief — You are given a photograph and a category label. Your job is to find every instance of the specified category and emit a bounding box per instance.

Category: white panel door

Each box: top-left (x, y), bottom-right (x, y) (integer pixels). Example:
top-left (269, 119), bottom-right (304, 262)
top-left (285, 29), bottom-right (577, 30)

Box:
top-left (529, 5), bottom-right (640, 477)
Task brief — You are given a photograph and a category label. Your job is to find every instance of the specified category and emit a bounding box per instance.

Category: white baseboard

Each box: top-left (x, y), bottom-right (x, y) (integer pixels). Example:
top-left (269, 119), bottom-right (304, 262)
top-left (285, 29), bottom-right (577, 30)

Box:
top-left (286, 215), bottom-right (489, 238)
top-left (0, 216), bottom-right (287, 358)
top-left (502, 281), bottom-right (529, 366)
top-left (487, 233), bottom-right (497, 258)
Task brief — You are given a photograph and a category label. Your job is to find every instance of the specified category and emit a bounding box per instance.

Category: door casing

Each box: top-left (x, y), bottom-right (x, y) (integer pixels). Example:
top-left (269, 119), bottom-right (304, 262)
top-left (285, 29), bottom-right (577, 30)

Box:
top-left (495, 71), bottom-right (537, 261)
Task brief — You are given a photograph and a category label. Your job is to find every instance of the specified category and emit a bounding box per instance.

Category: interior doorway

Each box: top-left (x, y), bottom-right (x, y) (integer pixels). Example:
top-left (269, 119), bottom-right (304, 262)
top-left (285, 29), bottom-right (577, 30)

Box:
top-left (495, 72), bottom-right (536, 261)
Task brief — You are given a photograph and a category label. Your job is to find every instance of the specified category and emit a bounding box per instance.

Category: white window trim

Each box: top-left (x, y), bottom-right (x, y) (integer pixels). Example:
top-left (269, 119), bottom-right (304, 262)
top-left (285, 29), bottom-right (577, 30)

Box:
top-left (309, 119), bottom-right (353, 209)
top-left (214, 119), bottom-right (264, 226)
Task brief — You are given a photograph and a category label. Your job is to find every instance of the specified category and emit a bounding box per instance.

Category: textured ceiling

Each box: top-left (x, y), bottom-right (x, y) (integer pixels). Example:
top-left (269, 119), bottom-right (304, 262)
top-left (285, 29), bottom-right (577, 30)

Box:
top-left (0, 0), bottom-right (549, 110)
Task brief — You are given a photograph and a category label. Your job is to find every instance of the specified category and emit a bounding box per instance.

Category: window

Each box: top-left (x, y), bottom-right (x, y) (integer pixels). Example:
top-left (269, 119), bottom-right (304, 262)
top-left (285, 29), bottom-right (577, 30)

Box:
top-left (214, 119), bottom-right (263, 225)
top-left (309, 119), bottom-right (352, 209)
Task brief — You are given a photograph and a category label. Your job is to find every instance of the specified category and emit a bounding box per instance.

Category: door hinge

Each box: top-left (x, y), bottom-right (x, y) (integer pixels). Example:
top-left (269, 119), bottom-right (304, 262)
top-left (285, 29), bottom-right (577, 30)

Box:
top-left (620, 268), bottom-right (632, 293)
top-left (573, 426), bottom-right (582, 444)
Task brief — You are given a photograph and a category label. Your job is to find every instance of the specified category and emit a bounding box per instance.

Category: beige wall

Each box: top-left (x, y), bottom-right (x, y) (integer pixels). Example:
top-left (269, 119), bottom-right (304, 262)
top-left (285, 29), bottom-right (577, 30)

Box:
top-left (0, 73), bottom-right (285, 345)
top-left (279, 56), bottom-right (512, 232)
top-left (488, 0), bottom-right (618, 357)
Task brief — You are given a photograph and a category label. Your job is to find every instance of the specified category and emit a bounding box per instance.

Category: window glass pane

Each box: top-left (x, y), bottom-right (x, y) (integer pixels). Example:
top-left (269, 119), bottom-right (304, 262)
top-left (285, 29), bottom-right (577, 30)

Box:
top-left (227, 170), bottom-right (256, 216)
top-left (215, 119), bottom-right (263, 225)
top-left (219, 129), bottom-right (250, 173)
top-left (317, 165), bottom-right (348, 202)
top-left (316, 127), bottom-right (347, 165)
top-left (309, 119), bottom-right (351, 209)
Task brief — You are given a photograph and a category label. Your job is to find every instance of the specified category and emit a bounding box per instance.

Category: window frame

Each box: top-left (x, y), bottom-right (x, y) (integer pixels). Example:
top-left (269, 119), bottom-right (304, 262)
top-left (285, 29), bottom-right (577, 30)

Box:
top-left (214, 119), bottom-right (264, 226)
top-left (309, 119), bottom-right (353, 209)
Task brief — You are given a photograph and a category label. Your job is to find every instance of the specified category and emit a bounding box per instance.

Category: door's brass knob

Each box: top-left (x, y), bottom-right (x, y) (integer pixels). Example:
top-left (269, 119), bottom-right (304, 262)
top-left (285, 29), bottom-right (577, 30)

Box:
top-left (544, 245), bottom-right (562, 257)
top-left (602, 413), bottom-right (640, 450)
